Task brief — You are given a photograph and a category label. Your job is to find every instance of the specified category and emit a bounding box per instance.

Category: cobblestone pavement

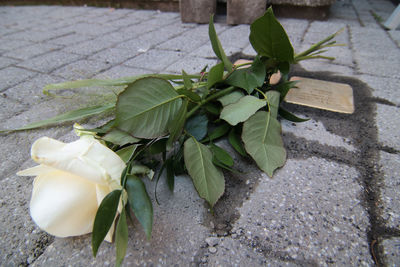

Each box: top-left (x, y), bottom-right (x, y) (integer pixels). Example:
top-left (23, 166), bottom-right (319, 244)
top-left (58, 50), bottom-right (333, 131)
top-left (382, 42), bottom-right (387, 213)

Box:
top-left (0, 0), bottom-right (399, 266)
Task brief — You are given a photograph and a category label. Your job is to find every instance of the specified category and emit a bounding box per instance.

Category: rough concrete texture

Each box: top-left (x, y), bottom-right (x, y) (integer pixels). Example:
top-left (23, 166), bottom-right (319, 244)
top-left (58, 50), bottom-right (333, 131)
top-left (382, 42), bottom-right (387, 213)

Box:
top-left (0, 0), bottom-right (399, 266)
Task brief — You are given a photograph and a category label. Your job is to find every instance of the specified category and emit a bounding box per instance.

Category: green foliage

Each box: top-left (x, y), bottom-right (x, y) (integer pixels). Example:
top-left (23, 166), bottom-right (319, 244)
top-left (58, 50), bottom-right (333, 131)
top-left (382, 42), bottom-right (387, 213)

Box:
top-left (115, 77), bottom-right (182, 138)
top-left (92, 190), bottom-right (122, 257)
top-left (125, 175), bottom-right (153, 239)
top-left (12, 8), bottom-right (341, 266)
top-left (184, 137), bottom-right (225, 207)
top-left (242, 111), bottom-right (286, 177)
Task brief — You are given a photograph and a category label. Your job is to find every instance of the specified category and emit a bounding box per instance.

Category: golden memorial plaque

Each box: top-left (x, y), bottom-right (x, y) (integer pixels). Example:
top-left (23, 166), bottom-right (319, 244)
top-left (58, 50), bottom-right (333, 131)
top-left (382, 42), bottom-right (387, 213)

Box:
top-left (285, 76), bottom-right (355, 114)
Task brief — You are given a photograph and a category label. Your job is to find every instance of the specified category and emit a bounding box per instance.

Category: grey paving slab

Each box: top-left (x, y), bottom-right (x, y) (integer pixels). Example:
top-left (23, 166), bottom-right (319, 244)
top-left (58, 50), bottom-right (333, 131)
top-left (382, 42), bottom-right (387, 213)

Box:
top-left (166, 56), bottom-right (218, 74)
top-left (3, 43), bottom-right (62, 60)
top-left (0, 39), bottom-right (34, 52)
top-left (16, 51), bottom-right (83, 73)
top-left (47, 33), bottom-right (92, 46)
top-left (52, 59), bottom-right (111, 80)
top-left (0, 66), bottom-right (37, 91)
top-left (379, 151), bottom-right (400, 230)
top-left (4, 29), bottom-right (72, 43)
top-left (389, 30), bottom-right (400, 47)
top-left (281, 117), bottom-right (356, 151)
top-left (96, 65), bottom-right (150, 79)
top-left (88, 47), bottom-right (135, 65)
top-left (0, 56), bottom-right (19, 69)
top-left (3, 74), bottom-right (63, 106)
top-left (124, 49), bottom-right (185, 72)
top-left (61, 22), bottom-right (119, 37)
top-left (380, 237), bottom-right (400, 267)
top-left (298, 60), bottom-right (355, 76)
top-left (357, 74), bottom-right (400, 106)
top-left (231, 157), bottom-right (373, 265)
top-left (376, 104), bottom-right (400, 151)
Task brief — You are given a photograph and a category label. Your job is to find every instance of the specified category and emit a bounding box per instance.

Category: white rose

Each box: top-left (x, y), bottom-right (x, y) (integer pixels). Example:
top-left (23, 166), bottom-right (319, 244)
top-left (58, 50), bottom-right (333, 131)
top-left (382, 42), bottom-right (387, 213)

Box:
top-left (17, 135), bottom-right (126, 242)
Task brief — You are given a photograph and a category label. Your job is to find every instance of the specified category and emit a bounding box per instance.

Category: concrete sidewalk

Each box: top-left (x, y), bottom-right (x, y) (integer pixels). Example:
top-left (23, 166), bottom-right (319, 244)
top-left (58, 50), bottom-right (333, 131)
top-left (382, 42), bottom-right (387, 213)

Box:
top-left (0, 0), bottom-right (399, 266)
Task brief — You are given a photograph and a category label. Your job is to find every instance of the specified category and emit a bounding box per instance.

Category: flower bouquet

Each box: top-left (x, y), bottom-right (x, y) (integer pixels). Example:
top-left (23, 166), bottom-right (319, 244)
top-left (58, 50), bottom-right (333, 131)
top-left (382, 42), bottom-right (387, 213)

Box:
top-left (12, 8), bottom-right (341, 266)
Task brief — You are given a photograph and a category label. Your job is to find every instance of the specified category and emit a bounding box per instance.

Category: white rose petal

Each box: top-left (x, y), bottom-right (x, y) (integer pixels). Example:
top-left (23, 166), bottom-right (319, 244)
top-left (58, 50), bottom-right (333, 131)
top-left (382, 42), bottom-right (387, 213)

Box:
top-left (18, 134), bottom-right (126, 242)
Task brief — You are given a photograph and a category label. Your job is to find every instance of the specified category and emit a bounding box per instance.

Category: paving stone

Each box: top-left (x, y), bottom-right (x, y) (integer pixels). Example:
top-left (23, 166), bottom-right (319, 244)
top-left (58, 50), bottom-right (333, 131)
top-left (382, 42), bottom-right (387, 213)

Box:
top-left (281, 117), bottom-right (356, 151)
top-left (389, 30), bottom-right (400, 47)
top-left (380, 237), bottom-right (400, 267)
top-left (376, 104), bottom-right (400, 151)
top-left (95, 65), bottom-right (150, 79)
top-left (61, 22), bottom-right (118, 37)
top-left (48, 33), bottom-right (91, 46)
top-left (191, 43), bottom-right (242, 58)
top-left (89, 47), bottom-right (135, 65)
top-left (243, 44), bottom-right (257, 56)
top-left (357, 74), bottom-right (400, 106)
top-left (157, 24), bottom-right (226, 52)
top-left (0, 56), bottom-right (19, 69)
top-left (166, 56), bottom-right (218, 74)
top-left (298, 60), bottom-right (355, 76)
top-left (52, 59), bottom-right (111, 80)
top-left (4, 74), bottom-right (63, 106)
top-left (124, 49), bottom-right (184, 72)
top-left (4, 43), bottom-right (62, 60)
top-left (0, 39), bottom-right (34, 52)
top-left (31, 175), bottom-right (209, 266)
top-left (232, 157), bottom-right (373, 265)
top-left (217, 25), bottom-right (251, 49)
top-left (62, 38), bottom-right (116, 56)
top-left (379, 151), bottom-right (400, 229)
top-left (5, 29), bottom-right (72, 43)
top-left (207, 237), bottom-right (304, 266)
top-left (17, 51), bottom-right (83, 73)
top-left (0, 66), bottom-right (37, 91)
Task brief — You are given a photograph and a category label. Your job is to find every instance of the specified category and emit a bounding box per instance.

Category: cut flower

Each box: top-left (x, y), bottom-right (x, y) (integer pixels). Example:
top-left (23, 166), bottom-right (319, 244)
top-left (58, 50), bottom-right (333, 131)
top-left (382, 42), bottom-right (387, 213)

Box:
top-left (17, 135), bottom-right (126, 242)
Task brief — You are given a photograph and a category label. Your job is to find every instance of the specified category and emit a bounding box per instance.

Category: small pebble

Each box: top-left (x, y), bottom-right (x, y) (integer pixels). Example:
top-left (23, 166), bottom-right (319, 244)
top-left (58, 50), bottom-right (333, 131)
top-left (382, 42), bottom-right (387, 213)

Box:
top-left (205, 237), bottom-right (220, 247)
top-left (208, 247), bottom-right (217, 254)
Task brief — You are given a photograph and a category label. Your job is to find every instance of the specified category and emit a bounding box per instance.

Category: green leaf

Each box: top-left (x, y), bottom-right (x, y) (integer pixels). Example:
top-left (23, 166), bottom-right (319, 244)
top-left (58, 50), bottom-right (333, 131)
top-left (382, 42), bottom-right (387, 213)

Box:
top-left (115, 208), bottom-right (128, 267)
top-left (185, 114), bottom-right (208, 141)
top-left (249, 7), bottom-right (294, 63)
top-left (209, 15), bottom-right (233, 71)
top-left (228, 128), bottom-right (247, 156)
top-left (218, 90), bottom-right (244, 106)
top-left (130, 165), bottom-right (154, 180)
top-left (203, 102), bottom-right (221, 115)
top-left (176, 88), bottom-right (201, 102)
top-left (220, 95), bottom-right (266, 126)
top-left (184, 137), bottom-right (225, 207)
top-left (43, 73), bottom-right (201, 94)
top-left (102, 128), bottom-right (140, 146)
top-left (125, 175), bottom-right (153, 239)
top-left (166, 158), bottom-right (175, 192)
top-left (266, 91), bottom-right (280, 119)
top-left (92, 189), bottom-right (122, 257)
top-left (115, 77), bottom-right (182, 138)
top-left (182, 70), bottom-right (193, 89)
top-left (212, 156), bottom-right (241, 174)
top-left (274, 80), bottom-right (297, 101)
top-left (167, 98), bottom-right (188, 150)
top-left (2, 103), bottom-right (114, 132)
top-left (204, 123), bottom-right (230, 142)
top-left (242, 111), bottom-right (286, 177)
top-left (278, 107), bottom-right (309, 122)
top-left (148, 138), bottom-right (168, 155)
top-left (210, 144), bottom-right (234, 167)
top-left (116, 144), bottom-right (138, 163)
top-left (207, 62), bottom-right (224, 89)
top-left (226, 57), bottom-right (266, 94)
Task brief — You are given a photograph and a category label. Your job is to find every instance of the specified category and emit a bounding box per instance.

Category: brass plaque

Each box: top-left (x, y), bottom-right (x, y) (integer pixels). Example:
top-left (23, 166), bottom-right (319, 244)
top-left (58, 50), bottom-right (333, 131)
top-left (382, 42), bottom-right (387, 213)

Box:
top-left (284, 76), bottom-right (355, 114)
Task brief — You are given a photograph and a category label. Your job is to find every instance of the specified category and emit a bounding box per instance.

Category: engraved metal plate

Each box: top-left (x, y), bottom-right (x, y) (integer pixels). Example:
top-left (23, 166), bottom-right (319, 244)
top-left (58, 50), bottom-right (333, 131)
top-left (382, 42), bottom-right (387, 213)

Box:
top-left (284, 76), bottom-right (355, 114)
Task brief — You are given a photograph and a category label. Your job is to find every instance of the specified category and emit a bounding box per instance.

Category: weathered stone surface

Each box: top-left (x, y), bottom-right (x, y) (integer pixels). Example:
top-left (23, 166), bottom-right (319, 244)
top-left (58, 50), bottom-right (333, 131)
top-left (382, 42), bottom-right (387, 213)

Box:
top-left (231, 158), bottom-right (374, 265)
top-left (380, 237), bottom-right (400, 266)
top-left (269, 0), bottom-right (335, 7)
top-left (180, 0), bottom-right (216, 23)
top-left (227, 0), bottom-right (267, 25)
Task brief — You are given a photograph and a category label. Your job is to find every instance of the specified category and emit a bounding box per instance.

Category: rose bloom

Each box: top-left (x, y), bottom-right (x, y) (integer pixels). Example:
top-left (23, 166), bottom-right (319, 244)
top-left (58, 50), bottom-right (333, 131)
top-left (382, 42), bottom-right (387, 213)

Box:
top-left (18, 135), bottom-right (126, 242)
